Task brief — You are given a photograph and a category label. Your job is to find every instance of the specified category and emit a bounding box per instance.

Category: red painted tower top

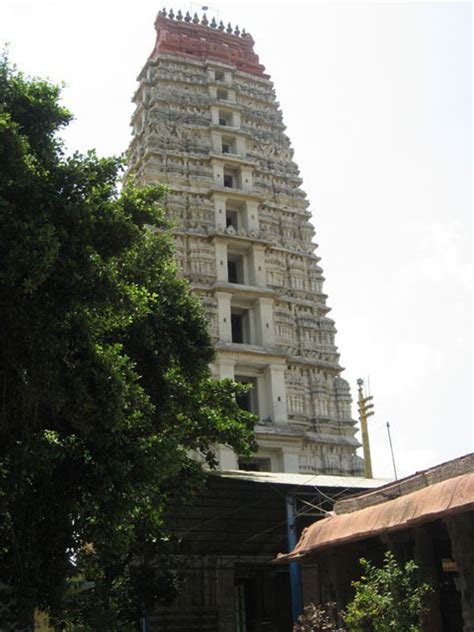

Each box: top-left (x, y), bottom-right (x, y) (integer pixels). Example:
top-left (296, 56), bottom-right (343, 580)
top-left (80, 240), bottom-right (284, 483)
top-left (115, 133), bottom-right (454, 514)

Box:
top-left (150, 9), bottom-right (268, 78)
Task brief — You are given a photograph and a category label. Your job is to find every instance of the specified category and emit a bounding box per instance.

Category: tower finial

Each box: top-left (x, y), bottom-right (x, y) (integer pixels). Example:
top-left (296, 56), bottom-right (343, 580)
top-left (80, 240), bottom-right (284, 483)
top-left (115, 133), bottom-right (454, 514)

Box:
top-left (192, 12), bottom-right (199, 24)
top-left (218, 20), bottom-right (225, 31)
top-left (201, 13), bottom-right (209, 26)
top-left (160, 7), bottom-right (167, 17)
top-left (168, 8), bottom-right (174, 19)
top-left (176, 9), bottom-right (183, 20)
top-left (226, 22), bottom-right (232, 34)
top-left (234, 25), bottom-right (240, 36)
top-left (210, 16), bottom-right (217, 28)
top-left (184, 10), bottom-right (192, 22)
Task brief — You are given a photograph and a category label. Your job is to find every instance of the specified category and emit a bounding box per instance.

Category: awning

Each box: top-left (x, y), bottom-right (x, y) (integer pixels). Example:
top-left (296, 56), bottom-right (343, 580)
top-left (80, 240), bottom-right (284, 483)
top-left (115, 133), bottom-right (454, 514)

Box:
top-left (277, 472), bottom-right (474, 562)
top-left (216, 470), bottom-right (389, 489)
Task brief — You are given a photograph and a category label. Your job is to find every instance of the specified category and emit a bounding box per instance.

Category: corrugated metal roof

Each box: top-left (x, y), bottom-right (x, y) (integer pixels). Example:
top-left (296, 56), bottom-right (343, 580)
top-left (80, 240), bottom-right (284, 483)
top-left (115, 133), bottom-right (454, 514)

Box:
top-left (215, 470), bottom-right (390, 489)
top-left (277, 472), bottom-right (474, 563)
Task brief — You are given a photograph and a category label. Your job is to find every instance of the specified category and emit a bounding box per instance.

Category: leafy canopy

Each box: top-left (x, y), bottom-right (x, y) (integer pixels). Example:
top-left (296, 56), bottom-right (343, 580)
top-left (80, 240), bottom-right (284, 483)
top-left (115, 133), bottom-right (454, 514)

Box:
top-left (0, 54), bottom-right (256, 628)
top-left (343, 552), bottom-right (431, 632)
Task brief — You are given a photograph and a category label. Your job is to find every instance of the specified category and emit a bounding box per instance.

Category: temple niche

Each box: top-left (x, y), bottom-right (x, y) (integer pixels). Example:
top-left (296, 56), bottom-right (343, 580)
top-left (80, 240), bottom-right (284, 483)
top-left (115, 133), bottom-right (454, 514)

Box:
top-left (128, 8), bottom-right (363, 476)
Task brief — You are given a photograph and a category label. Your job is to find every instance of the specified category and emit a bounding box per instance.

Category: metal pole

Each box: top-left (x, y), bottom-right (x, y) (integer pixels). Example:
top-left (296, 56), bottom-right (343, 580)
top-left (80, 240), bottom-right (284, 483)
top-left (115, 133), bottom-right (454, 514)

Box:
top-left (142, 606), bottom-right (149, 632)
top-left (357, 379), bottom-right (374, 478)
top-left (386, 421), bottom-right (398, 480)
top-left (286, 493), bottom-right (302, 624)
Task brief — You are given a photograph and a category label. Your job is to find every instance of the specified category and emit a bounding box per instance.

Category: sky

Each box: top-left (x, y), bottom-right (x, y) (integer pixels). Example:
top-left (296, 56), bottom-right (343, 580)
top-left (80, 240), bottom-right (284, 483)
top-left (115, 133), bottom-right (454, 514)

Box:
top-left (1, 0), bottom-right (472, 479)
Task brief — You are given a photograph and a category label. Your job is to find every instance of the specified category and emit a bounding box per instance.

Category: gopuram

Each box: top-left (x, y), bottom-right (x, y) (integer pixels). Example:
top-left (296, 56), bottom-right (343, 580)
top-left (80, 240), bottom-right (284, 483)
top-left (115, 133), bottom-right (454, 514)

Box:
top-left (128, 9), bottom-right (364, 477)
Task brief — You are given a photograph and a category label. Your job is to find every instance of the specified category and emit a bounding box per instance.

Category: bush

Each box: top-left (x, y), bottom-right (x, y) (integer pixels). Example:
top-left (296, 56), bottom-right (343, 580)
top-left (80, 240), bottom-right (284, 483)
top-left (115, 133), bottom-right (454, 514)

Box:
top-left (343, 551), bottom-right (431, 632)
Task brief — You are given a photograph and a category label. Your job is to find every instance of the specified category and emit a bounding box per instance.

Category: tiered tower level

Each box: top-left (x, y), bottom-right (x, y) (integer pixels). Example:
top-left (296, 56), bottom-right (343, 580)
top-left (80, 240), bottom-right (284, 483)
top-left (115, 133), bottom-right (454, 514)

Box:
top-left (128, 9), bottom-right (363, 476)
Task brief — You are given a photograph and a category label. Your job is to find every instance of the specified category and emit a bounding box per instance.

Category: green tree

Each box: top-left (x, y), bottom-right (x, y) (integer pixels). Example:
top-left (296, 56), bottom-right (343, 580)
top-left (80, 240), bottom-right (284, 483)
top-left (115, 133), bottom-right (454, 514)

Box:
top-left (0, 55), bottom-right (256, 629)
top-left (343, 551), bottom-right (431, 632)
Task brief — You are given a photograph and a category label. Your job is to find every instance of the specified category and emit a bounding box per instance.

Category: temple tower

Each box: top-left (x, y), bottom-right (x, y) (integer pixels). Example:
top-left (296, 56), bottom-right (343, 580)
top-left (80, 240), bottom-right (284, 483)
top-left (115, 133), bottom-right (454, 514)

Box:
top-left (128, 9), bottom-right (363, 476)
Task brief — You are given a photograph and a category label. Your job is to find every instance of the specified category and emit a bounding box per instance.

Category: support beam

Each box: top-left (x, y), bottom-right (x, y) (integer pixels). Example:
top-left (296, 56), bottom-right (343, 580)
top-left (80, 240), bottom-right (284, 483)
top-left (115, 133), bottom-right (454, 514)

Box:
top-left (286, 493), bottom-right (302, 624)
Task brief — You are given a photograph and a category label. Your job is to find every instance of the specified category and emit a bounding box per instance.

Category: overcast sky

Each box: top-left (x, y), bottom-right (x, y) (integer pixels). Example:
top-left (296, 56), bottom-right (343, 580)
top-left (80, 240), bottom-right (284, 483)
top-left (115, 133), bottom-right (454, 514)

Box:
top-left (1, 0), bottom-right (471, 479)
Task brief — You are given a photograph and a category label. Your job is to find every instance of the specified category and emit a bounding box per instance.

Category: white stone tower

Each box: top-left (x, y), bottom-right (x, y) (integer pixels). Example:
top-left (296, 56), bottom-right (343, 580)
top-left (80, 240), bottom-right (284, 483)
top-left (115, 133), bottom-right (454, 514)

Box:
top-left (128, 9), bottom-right (363, 476)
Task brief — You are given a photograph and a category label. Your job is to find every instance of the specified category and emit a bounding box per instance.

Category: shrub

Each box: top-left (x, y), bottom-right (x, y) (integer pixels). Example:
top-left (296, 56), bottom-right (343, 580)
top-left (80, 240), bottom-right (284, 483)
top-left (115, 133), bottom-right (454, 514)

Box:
top-left (343, 551), bottom-right (431, 632)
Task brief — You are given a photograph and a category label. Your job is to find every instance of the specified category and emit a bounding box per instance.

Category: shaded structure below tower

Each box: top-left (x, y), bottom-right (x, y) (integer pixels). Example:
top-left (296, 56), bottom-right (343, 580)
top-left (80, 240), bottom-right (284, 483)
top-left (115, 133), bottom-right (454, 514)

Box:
top-left (147, 471), bottom-right (386, 630)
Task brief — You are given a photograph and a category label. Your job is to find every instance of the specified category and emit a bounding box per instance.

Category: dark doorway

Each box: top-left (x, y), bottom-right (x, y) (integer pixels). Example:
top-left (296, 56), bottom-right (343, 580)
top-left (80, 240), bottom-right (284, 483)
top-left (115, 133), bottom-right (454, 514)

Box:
top-left (234, 566), bottom-right (292, 632)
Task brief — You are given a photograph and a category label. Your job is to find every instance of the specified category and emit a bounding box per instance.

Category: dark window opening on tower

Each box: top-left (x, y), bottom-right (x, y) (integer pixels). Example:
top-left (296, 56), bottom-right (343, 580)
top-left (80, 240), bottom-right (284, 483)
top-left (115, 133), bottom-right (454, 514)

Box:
top-left (222, 136), bottom-right (236, 155)
top-left (226, 209), bottom-right (239, 229)
top-left (215, 70), bottom-right (225, 82)
top-left (219, 111), bottom-right (232, 127)
top-left (238, 457), bottom-right (271, 472)
top-left (231, 309), bottom-right (250, 344)
top-left (217, 89), bottom-right (228, 101)
top-left (227, 254), bottom-right (244, 284)
top-left (235, 376), bottom-right (258, 414)
top-left (224, 168), bottom-right (239, 189)
top-left (231, 312), bottom-right (244, 343)
top-left (227, 259), bottom-right (238, 283)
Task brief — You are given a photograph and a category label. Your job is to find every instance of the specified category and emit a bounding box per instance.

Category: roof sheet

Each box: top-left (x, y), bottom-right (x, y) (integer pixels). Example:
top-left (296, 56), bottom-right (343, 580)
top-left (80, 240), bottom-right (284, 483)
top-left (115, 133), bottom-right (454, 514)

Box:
top-left (216, 470), bottom-right (389, 489)
top-left (277, 472), bottom-right (474, 563)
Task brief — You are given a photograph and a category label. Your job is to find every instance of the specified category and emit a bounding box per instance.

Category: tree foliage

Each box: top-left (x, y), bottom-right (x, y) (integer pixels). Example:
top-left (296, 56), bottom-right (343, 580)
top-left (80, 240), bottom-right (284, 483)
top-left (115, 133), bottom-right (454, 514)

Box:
top-left (0, 55), bottom-right (256, 628)
top-left (343, 552), bottom-right (431, 632)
